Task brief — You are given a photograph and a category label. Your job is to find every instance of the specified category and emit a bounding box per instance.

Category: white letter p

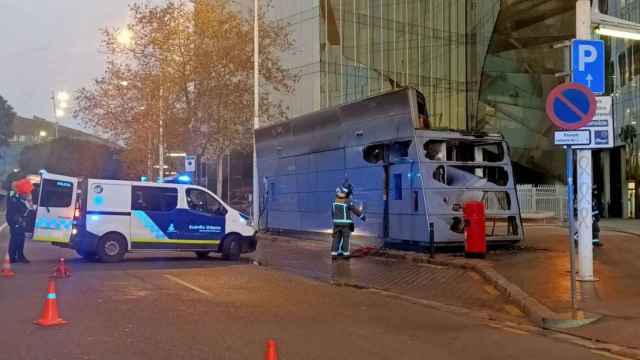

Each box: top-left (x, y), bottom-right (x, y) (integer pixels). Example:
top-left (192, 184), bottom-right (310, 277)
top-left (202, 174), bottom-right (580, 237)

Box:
top-left (578, 45), bottom-right (597, 71)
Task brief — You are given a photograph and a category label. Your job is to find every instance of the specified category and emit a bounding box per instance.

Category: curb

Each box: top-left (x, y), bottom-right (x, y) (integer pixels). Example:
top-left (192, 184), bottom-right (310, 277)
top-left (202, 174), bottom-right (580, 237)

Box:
top-left (377, 250), bottom-right (600, 329)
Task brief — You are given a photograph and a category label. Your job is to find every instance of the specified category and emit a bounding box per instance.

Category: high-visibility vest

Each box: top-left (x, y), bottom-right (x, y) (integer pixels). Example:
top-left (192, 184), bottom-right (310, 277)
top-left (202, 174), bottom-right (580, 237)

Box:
top-left (332, 202), bottom-right (353, 224)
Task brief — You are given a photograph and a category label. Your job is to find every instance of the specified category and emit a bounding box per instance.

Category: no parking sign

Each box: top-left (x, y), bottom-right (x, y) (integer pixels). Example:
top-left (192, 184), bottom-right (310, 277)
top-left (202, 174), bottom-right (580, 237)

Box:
top-left (546, 82), bottom-right (597, 130)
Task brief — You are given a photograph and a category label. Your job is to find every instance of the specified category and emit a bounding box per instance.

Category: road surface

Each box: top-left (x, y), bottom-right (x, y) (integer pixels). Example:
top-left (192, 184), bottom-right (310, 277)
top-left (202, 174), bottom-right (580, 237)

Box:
top-left (0, 229), bottom-right (615, 360)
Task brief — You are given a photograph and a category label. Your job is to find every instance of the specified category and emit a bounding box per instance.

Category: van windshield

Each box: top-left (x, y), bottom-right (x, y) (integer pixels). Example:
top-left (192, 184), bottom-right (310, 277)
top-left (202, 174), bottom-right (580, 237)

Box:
top-left (186, 188), bottom-right (226, 215)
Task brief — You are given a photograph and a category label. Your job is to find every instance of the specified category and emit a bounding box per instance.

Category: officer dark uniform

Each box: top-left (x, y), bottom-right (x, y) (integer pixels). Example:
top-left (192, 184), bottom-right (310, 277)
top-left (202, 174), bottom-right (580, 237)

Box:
top-left (592, 187), bottom-right (602, 247)
top-left (6, 178), bottom-right (34, 263)
top-left (331, 183), bottom-right (365, 259)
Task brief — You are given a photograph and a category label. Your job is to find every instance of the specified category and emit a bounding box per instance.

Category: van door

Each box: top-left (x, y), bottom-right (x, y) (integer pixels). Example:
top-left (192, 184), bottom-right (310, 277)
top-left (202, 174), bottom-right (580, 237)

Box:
top-left (33, 174), bottom-right (78, 244)
top-left (179, 188), bottom-right (226, 244)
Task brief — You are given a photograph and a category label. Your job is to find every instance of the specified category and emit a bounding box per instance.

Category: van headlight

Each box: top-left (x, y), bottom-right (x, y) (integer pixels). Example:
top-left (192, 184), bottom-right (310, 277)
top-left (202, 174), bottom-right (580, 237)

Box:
top-left (238, 212), bottom-right (250, 224)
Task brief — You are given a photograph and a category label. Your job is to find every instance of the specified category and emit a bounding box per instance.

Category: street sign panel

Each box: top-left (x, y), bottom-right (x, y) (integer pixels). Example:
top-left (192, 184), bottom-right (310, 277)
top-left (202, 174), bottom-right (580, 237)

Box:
top-left (185, 155), bottom-right (196, 172)
top-left (554, 131), bottom-right (591, 146)
top-left (545, 83), bottom-right (597, 130)
top-left (573, 96), bottom-right (614, 149)
top-left (571, 39), bottom-right (605, 95)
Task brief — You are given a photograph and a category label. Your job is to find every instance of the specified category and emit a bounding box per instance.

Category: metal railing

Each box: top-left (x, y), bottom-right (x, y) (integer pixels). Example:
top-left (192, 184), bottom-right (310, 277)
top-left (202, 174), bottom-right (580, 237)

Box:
top-left (517, 184), bottom-right (567, 221)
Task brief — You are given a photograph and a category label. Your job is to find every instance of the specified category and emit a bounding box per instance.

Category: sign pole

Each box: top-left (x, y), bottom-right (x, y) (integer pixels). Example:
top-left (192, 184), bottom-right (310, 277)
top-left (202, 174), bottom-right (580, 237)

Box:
top-left (575, 0), bottom-right (596, 281)
top-left (566, 146), bottom-right (578, 311)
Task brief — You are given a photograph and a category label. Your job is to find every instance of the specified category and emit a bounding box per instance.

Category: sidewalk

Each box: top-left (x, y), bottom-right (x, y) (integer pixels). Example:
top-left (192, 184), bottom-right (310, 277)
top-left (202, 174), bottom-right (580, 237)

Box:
top-left (255, 224), bottom-right (640, 353)
top-left (253, 236), bottom-right (524, 320)
top-left (488, 224), bottom-right (640, 350)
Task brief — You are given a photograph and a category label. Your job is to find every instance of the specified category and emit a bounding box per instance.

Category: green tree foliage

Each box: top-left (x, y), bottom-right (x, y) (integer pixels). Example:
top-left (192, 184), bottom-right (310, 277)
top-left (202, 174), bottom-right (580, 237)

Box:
top-left (0, 95), bottom-right (16, 148)
top-left (18, 137), bottom-right (122, 179)
top-left (74, 0), bottom-right (297, 195)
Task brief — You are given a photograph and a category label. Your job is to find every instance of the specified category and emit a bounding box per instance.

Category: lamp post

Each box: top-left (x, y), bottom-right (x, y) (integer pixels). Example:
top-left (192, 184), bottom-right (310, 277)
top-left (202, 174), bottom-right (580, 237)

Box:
top-left (51, 91), bottom-right (69, 138)
top-left (252, 0), bottom-right (260, 226)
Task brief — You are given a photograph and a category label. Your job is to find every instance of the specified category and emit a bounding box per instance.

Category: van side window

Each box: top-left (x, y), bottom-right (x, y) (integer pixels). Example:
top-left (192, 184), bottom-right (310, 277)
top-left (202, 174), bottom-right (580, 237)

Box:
top-left (186, 188), bottom-right (226, 216)
top-left (40, 179), bottom-right (73, 208)
top-left (131, 186), bottom-right (178, 212)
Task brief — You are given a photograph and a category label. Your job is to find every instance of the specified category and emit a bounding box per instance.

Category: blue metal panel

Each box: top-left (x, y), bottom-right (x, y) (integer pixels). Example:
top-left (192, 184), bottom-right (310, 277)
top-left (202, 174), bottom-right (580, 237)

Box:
top-left (345, 166), bottom-right (384, 192)
top-left (313, 149), bottom-right (345, 171)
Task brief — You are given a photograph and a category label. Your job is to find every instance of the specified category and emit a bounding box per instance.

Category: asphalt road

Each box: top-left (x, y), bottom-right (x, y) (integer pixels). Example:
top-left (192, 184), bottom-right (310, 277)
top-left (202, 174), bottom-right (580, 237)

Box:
top-left (0, 228), bottom-right (612, 360)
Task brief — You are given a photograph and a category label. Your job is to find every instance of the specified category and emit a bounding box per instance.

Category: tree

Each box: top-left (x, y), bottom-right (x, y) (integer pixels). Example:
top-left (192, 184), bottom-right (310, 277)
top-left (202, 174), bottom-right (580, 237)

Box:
top-left (18, 137), bottom-right (122, 179)
top-left (74, 0), bottom-right (297, 196)
top-left (0, 95), bottom-right (16, 148)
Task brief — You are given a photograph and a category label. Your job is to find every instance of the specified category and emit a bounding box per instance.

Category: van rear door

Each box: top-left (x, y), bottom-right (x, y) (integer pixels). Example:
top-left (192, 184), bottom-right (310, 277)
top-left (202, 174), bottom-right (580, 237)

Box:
top-left (33, 173), bottom-right (78, 244)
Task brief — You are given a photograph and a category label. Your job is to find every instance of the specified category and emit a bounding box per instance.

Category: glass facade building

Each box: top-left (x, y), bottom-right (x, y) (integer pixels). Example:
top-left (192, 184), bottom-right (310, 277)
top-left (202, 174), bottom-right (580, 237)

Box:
top-left (262, 0), bottom-right (581, 182)
top-left (259, 1), bottom-right (637, 190)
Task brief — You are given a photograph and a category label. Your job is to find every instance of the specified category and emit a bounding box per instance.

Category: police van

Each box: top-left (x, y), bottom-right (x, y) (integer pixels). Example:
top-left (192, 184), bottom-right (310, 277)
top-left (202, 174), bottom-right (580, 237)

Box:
top-left (33, 173), bottom-right (257, 262)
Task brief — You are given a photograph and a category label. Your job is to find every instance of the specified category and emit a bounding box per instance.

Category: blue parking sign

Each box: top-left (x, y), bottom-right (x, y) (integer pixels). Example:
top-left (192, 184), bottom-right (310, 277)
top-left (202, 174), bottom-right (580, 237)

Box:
top-left (571, 39), bottom-right (605, 95)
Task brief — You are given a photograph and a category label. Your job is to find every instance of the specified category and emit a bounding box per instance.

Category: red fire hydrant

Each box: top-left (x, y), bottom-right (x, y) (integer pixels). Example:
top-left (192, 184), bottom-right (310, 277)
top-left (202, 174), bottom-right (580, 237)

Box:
top-left (463, 201), bottom-right (486, 258)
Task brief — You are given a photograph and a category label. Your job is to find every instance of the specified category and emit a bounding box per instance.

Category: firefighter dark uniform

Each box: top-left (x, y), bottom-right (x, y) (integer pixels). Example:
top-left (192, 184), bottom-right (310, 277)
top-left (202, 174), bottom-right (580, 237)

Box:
top-left (592, 196), bottom-right (602, 247)
top-left (6, 179), bottom-right (34, 263)
top-left (331, 186), bottom-right (365, 259)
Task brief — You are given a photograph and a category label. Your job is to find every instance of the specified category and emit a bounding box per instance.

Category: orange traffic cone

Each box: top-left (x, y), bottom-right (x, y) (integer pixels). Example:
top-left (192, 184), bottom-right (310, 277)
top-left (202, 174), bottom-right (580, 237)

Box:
top-left (1, 253), bottom-right (15, 278)
top-left (265, 339), bottom-right (278, 360)
top-left (34, 278), bottom-right (67, 327)
top-left (52, 258), bottom-right (71, 278)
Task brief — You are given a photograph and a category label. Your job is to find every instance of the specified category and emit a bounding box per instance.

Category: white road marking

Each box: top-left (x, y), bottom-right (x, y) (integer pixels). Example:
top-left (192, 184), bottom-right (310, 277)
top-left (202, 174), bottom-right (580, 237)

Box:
top-left (486, 323), bottom-right (529, 335)
top-left (591, 350), bottom-right (634, 360)
top-left (0, 223), bottom-right (7, 232)
top-left (164, 274), bottom-right (211, 296)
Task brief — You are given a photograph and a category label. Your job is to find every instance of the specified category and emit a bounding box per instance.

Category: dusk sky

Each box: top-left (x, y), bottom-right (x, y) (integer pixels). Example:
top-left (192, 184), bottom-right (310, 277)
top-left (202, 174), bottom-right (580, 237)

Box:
top-left (0, 0), bottom-right (160, 130)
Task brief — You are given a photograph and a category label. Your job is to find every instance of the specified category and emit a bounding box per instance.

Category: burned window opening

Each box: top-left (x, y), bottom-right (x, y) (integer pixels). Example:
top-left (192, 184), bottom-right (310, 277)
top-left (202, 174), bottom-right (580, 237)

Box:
top-left (424, 140), bottom-right (504, 163)
top-left (364, 140), bottom-right (412, 164)
top-left (432, 165), bottom-right (509, 187)
top-left (424, 140), bottom-right (445, 161)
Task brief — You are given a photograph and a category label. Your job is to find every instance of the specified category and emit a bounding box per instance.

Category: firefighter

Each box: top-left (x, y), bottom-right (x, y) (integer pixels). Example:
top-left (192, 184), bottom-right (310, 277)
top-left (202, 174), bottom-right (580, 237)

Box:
top-left (592, 186), bottom-right (602, 247)
top-left (6, 178), bottom-right (34, 263)
top-left (331, 182), bottom-right (365, 260)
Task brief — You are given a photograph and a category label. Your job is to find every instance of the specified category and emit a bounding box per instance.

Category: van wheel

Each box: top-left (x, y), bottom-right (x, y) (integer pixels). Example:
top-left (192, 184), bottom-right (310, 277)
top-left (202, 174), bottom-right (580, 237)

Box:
top-left (222, 235), bottom-right (241, 261)
top-left (97, 234), bottom-right (127, 263)
top-left (195, 251), bottom-right (210, 259)
top-left (76, 250), bottom-right (97, 262)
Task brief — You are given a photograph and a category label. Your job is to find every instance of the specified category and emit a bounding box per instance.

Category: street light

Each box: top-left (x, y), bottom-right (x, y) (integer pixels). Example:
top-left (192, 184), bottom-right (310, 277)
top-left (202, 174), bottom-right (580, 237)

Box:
top-left (592, 5), bottom-right (640, 40)
top-left (51, 90), bottom-right (70, 138)
top-left (116, 28), bottom-right (134, 48)
top-left (168, 152), bottom-right (187, 157)
top-left (39, 130), bottom-right (47, 137)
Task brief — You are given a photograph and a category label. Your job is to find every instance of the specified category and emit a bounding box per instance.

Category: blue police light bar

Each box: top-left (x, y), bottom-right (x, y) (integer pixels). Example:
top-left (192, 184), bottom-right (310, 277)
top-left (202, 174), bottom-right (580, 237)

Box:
top-left (140, 176), bottom-right (149, 182)
top-left (177, 175), bottom-right (192, 184)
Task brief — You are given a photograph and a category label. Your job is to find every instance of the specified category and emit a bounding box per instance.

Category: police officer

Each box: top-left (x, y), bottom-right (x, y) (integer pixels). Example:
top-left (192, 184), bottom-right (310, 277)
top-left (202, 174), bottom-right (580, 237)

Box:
top-left (7, 178), bottom-right (34, 263)
top-left (331, 182), bottom-right (365, 260)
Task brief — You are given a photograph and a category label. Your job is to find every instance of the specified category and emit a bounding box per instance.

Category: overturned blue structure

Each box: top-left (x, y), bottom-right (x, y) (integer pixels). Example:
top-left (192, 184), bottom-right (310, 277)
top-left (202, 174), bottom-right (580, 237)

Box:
top-left (256, 88), bottom-right (523, 247)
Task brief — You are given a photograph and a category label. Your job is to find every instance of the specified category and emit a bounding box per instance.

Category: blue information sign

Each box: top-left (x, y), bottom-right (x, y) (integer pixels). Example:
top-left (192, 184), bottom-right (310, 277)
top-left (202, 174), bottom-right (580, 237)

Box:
top-left (571, 39), bottom-right (605, 95)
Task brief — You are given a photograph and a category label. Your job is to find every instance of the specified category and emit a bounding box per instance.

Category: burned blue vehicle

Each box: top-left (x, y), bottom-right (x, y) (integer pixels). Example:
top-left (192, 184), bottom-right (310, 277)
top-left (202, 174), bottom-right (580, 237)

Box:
top-left (255, 88), bottom-right (523, 247)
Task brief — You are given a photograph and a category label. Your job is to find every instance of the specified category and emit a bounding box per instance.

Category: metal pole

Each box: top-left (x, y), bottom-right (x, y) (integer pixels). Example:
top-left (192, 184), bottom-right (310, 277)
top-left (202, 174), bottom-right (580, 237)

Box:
top-left (566, 146), bottom-right (578, 311)
top-left (429, 222), bottom-right (435, 258)
top-left (159, 115), bottom-right (164, 182)
top-left (252, 0), bottom-right (260, 227)
top-left (227, 150), bottom-right (231, 202)
top-left (51, 92), bottom-right (59, 138)
top-left (576, 0), bottom-right (596, 281)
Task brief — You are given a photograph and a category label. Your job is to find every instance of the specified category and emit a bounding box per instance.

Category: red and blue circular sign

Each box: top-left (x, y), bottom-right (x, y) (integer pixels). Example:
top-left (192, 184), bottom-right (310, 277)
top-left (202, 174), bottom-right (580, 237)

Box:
top-left (545, 83), bottom-right (597, 130)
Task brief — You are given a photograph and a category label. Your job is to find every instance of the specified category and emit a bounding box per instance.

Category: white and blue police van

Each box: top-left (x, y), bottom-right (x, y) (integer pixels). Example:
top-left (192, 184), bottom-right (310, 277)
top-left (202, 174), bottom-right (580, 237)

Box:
top-left (33, 173), bottom-right (257, 262)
